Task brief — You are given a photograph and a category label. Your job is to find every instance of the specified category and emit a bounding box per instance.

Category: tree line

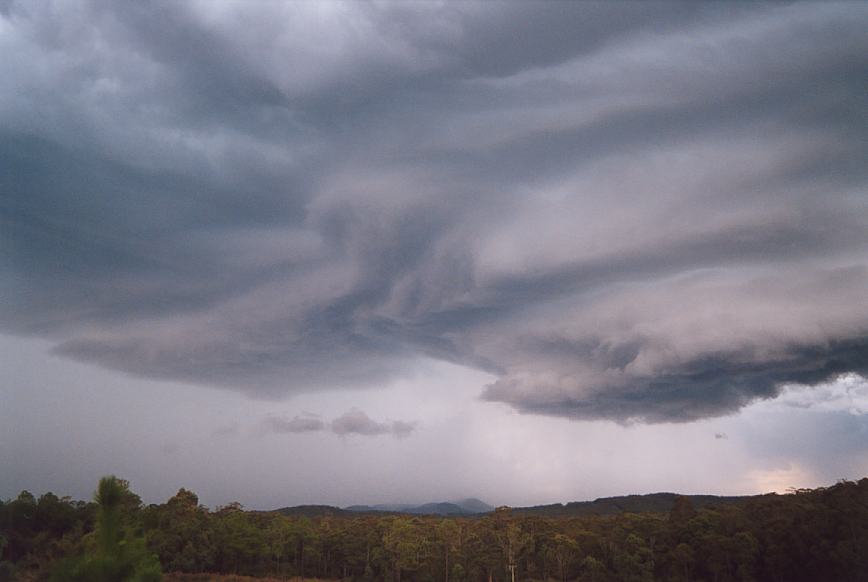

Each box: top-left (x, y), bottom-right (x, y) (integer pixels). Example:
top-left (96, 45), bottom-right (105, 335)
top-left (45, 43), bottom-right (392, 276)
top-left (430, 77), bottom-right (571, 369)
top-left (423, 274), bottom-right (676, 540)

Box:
top-left (1, 477), bottom-right (867, 581)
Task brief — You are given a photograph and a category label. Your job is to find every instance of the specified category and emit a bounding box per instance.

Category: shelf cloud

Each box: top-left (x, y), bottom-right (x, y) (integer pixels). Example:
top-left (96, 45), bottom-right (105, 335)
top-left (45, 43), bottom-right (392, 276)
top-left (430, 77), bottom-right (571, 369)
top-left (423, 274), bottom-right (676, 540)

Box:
top-left (2, 1), bottom-right (867, 423)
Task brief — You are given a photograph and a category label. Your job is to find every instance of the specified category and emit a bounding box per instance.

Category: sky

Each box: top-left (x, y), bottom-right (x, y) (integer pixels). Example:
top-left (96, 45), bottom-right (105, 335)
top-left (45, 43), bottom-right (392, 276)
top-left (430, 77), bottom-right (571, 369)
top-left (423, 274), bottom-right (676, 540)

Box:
top-left (1, 1), bottom-right (868, 509)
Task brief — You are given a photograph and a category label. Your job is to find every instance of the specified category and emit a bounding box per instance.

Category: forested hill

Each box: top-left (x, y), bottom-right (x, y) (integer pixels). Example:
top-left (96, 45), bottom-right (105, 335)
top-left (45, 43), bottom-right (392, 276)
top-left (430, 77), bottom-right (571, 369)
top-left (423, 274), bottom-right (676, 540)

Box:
top-left (272, 504), bottom-right (355, 518)
top-left (346, 502), bottom-right (469, 516)
top-left (344, 498), bottom-right (494, 516)
top-left (273, 493), bottom-right (743, 518)
top-left (3, 477), bottom-right (868, 581)
top-left (515, 492), bottom-right (749, 517)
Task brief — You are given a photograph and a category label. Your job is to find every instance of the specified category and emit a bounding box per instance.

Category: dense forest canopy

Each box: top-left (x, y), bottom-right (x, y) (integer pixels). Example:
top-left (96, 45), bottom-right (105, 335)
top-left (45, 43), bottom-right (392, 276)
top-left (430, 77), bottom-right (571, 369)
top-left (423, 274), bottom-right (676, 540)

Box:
top-left (2, 477), bottom-right (867, 581)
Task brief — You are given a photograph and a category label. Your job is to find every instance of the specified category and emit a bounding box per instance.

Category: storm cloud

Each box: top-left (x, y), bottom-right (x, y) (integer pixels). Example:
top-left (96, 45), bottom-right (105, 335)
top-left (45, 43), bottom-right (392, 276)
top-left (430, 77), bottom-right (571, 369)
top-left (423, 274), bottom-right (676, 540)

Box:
top-left (2, 2), bottom-right (867, 423)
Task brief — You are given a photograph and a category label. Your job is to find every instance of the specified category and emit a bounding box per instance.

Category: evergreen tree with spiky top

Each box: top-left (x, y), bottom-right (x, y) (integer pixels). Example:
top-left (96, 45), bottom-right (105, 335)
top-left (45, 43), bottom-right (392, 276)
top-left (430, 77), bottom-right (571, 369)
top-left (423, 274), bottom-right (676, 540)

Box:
top-left (51, 476), bottom-right (161, 582)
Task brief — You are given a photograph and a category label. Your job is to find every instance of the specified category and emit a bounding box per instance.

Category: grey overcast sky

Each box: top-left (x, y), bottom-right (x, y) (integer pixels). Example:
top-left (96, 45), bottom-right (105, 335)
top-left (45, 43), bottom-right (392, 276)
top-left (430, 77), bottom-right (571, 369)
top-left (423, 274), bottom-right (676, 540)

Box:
top-left (2, 1), bottom-right (868, 509)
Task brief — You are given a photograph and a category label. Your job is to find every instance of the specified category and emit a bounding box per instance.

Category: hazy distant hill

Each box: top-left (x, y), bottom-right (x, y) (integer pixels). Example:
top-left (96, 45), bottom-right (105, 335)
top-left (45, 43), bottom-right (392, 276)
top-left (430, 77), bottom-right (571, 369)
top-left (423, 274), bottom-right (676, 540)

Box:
top-left (453, 497), bottom-right (496, 513)
top-left (273, 504), bottom-right (354, 518)
top-left (344, 503), bottom-right (412, 513)
top-left (346, 497), bottom-right (494, 516)
top-left (273, 494), bottom-right (746, 518)
top-left (513, 492), bottom-right (748, 517)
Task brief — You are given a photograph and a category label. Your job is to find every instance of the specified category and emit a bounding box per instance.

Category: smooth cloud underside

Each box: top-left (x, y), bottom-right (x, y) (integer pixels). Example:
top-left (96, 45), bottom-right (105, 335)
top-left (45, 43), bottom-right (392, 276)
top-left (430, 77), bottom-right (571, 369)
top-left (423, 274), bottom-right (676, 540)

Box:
top-left (2, 2), bottom-right (868, 423)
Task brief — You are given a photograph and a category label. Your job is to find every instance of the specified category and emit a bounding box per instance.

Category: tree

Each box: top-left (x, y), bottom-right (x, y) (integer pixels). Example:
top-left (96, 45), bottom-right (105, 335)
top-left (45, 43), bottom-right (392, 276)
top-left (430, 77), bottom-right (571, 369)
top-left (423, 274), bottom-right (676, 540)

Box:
top-left (383, 517), bottom-right (426, 582)
top-left (436, 519), bottom-right (460, 582)
top-left (213, 503), bottom-right (266, 576)
top-left (580, 555), bottom-right (607, 582)
top-left (669, 496), bottom-right (697, 526)
top-left (51, 476), bottom-right (161, 582)
top-left (548, 533), bottom-right (580, 582)
top-left (145, 488), bottom-right (214, 573)
top-left (613, 533), bottom-right (653, 582)
top-left (671, 542), bottom-right (695, 582)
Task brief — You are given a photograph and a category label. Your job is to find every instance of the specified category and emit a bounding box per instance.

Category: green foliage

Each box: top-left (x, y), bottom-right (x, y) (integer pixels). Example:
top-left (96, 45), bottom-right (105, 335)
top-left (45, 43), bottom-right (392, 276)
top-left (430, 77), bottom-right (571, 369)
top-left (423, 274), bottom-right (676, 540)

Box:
top-left (4, 477), bottom-right (868, 581)
top-left (48, 476), bottom-right (161, 582)
top-left (144, 488), bottom-right (215, 573)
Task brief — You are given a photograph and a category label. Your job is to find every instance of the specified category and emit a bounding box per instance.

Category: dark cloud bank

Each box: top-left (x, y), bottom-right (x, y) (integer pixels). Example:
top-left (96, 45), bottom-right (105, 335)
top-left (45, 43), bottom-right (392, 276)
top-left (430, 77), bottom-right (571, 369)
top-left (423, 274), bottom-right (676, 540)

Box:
top-left (2, 2), bottom-right (867, 423)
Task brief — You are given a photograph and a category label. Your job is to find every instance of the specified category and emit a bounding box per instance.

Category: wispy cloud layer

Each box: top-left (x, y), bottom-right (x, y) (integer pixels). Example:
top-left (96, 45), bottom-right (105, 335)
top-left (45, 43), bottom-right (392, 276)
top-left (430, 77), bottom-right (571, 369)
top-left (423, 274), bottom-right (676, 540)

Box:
top-left (775, 374), bottom-right (868, 416)
top-left (264, 415), bottom-right (325, 434)
top-left (2, 2), bottom-right (867, 422)
top-left (330, 409), bottom-right (416, 439)
top-left (264, 410), bottom-right (416, 438)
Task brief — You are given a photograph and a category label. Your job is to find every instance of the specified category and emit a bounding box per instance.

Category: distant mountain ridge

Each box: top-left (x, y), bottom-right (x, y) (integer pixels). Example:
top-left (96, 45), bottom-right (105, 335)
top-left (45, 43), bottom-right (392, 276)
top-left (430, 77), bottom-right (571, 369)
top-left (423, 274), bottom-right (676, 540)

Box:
top-left (273, 504), bottom-right (354, 518)
top-left (273, 493), bottom-right (748, 518)
top-left (345, 498), bottom-right (494, 516)
top-left (513, 492), bottom-right (748, 517)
